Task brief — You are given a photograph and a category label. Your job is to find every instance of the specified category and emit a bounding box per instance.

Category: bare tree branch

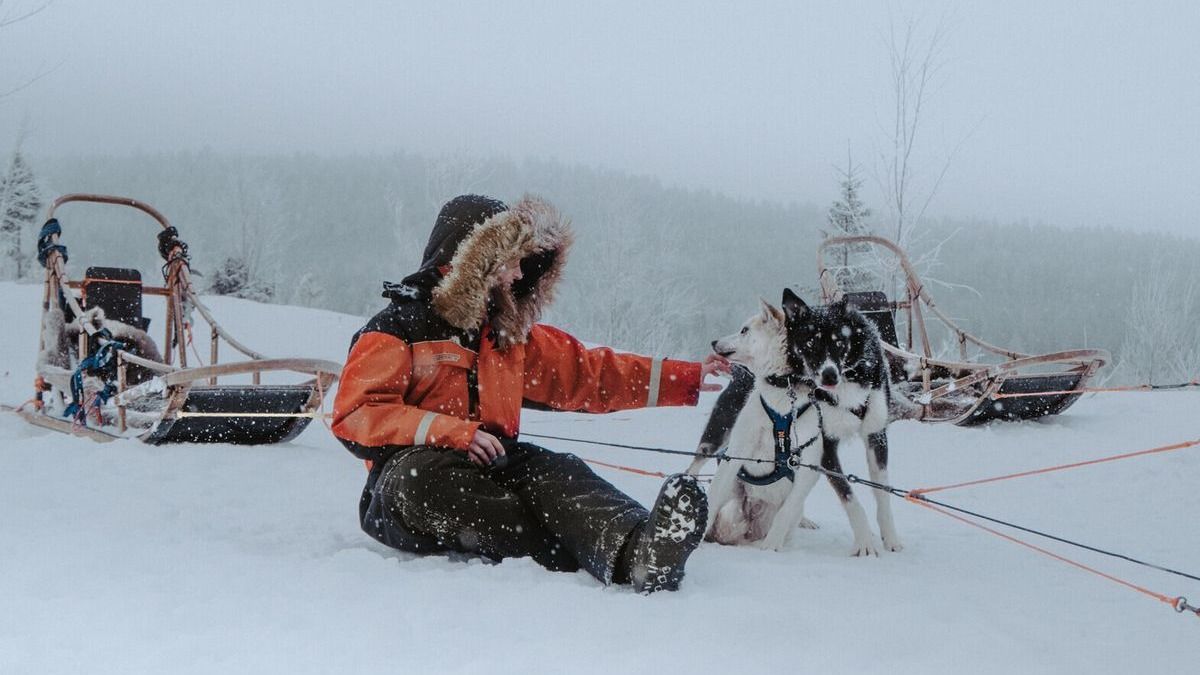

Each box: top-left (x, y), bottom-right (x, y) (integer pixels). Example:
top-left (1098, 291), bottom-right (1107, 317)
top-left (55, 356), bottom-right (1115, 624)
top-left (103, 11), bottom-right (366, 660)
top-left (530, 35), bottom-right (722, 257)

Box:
top-left (0, 2), bottom-right (55, 102)
top-left (870, 8), bottom-right (960, 249)
top-left (0, 0), bottom-right (49, 29)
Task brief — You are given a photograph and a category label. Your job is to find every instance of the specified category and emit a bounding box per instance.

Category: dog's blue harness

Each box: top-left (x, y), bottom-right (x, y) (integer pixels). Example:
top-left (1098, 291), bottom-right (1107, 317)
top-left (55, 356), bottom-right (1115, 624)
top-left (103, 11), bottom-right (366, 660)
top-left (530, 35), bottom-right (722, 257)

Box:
top-left (729, 395), bottom-right (820, 486)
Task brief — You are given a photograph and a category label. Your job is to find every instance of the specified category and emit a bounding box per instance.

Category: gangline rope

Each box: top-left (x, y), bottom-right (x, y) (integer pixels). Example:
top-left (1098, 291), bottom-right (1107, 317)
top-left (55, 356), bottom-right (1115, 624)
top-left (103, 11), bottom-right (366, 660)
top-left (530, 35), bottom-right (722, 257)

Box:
top-left (521, 430), bottom-right (1200, 620)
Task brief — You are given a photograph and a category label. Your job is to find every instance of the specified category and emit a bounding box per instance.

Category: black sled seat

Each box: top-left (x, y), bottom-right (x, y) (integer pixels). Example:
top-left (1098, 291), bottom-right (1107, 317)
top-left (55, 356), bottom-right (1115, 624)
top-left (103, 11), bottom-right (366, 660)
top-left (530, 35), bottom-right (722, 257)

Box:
top-left (142, 383), bottom-right (322, 445)
top-left (83, 266), bottom-right (151, 331)
top-left (844, 291), bottom-right (899, 346)
top-left (844, 291), bottom-right (911, 382)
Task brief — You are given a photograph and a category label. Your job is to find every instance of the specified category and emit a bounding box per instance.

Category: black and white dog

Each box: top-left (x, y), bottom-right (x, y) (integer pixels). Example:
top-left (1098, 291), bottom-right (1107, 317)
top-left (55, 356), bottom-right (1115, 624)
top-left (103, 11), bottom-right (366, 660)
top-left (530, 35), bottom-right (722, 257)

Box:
top-left (700, 300), bottom-right (825, 550)
top-left (780, 288), bottom-right (902, 555)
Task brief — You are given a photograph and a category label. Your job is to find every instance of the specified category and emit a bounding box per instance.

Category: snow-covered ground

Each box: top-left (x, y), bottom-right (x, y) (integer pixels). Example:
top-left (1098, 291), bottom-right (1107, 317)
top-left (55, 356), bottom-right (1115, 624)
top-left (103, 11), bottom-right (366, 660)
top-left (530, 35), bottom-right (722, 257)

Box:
top-left (1, 280), bottom-right (1196, 674)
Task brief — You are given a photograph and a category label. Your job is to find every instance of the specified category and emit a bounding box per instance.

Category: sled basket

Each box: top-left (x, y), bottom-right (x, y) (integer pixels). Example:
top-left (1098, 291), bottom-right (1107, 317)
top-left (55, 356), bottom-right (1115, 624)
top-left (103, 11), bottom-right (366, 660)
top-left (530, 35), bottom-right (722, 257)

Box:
top-left (142, 384), bottom-right (321, 445)
top-left (957, 372), bottom-right (1087, 425)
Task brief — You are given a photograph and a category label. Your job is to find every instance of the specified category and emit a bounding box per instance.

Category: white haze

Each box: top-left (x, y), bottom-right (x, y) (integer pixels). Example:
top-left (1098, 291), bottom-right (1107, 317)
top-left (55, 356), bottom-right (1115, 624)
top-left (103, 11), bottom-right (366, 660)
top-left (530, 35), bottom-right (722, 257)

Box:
top-left (0, 0), bottom-right (1197, 235)
top-left (1, 0), bottom-right (1197, 385)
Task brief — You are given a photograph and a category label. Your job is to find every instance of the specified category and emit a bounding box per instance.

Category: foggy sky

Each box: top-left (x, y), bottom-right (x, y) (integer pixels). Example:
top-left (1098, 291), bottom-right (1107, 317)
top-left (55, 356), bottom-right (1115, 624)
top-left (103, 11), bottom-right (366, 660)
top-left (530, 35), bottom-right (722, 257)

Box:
top-left (1, 0), bottom-right (1197, 235)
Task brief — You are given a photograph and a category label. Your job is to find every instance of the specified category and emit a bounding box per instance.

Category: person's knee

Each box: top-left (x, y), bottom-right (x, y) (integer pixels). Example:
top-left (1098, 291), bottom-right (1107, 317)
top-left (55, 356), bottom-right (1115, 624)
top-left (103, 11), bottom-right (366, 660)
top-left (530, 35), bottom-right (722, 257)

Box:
top-left (381, 449), bottom-right (468, 512)
top-left (547, 451), bottom-right (599, 481)
top-left (554, 451), bottom-right (588, 473)
top-left (518, 443), bottom-right (588, 472)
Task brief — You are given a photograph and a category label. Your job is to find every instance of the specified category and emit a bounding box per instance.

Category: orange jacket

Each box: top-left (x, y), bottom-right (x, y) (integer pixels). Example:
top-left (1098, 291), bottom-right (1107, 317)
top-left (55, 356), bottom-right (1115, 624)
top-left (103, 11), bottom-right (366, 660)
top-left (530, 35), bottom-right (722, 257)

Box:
top-left (332, 320), bottom-right (701, 464)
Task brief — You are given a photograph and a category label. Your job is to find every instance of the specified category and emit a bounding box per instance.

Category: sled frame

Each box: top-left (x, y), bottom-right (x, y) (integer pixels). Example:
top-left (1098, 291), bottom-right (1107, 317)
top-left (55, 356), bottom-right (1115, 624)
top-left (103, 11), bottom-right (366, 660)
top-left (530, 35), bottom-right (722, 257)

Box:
top-left (25, 193), bottom-right (340, 444)
top-left (817, 235), bottom-right (1109, 425)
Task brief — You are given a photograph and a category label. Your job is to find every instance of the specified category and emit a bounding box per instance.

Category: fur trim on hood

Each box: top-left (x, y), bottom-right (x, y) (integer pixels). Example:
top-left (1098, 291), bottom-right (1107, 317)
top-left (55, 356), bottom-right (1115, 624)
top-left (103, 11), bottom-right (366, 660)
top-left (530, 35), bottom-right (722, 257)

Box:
top-left (429, 195), bottom-right (573, 348)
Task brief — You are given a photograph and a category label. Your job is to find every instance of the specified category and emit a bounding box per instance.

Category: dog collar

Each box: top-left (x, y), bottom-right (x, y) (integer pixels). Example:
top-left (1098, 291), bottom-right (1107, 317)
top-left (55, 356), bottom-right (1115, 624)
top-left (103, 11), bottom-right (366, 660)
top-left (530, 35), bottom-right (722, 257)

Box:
top-left (763, 372), bottom-right (804, 389)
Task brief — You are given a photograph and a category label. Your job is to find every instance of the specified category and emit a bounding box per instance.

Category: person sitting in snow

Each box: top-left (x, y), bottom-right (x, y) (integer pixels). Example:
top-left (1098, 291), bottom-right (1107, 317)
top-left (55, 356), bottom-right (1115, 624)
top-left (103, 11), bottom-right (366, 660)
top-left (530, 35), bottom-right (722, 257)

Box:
top-left (332, 194), bottom-right (729, 593)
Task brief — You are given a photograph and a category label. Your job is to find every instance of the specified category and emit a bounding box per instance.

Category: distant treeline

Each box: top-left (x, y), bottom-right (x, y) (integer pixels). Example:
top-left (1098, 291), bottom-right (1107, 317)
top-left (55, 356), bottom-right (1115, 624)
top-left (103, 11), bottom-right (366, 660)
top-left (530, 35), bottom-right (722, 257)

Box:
top-left (33, 151), bottom-right (1200, 385)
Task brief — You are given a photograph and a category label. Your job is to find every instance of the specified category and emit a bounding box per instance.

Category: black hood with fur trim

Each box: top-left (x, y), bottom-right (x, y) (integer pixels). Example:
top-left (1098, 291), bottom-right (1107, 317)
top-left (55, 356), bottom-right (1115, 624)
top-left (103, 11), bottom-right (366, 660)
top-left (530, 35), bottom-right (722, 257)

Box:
top-left (383, 194), bottom-right (573, 349)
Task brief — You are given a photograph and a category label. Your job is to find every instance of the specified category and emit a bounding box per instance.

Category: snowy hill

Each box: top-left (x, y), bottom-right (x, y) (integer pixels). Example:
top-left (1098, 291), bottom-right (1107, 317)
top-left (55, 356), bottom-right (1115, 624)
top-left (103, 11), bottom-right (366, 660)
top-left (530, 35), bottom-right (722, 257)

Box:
top-left (1, 280), bottom-right (1196, 674)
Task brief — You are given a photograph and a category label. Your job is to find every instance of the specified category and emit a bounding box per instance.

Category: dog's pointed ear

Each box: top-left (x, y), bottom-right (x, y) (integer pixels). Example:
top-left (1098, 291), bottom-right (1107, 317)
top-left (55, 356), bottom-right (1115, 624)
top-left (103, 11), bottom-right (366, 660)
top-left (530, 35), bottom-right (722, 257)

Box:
top-left (760, 298), bottom-right (785, 324)
top-left (830, 295), bottom-right (849, 313)
top-left (781, 288), bottom-right (808, 322)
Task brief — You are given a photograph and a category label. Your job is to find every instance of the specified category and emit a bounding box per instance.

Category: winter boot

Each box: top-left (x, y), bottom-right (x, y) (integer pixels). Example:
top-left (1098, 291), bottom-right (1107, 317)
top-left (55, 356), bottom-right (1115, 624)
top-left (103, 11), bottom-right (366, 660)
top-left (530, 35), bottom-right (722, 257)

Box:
top-left (624, 473), bottom-right (708, 594)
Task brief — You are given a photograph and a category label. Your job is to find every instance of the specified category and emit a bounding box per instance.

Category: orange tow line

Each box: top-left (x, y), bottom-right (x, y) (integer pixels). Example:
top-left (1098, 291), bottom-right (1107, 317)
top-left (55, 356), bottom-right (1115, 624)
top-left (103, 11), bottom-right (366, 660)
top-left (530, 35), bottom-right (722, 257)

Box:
top-left (905, 496), bottom-right (1195, 617)
top-left (571, 433), bottom-right (1200, 621)
top-left (910, 437), bottom-right (1200, 497)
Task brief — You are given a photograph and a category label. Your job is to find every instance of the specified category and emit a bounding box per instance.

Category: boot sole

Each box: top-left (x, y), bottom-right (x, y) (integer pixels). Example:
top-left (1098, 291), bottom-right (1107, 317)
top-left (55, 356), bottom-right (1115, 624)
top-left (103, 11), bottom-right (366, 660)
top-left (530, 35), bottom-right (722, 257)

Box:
top-left (630, 474), bottom-right (708, 594)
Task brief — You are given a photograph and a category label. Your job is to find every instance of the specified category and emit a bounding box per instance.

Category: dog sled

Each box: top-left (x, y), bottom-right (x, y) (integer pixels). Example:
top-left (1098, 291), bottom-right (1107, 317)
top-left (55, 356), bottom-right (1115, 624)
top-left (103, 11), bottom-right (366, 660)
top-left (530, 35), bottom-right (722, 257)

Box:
top-left (817, 235), bottom-right (1109, 425)
top-left (4, 194), bottom-right (341, 444)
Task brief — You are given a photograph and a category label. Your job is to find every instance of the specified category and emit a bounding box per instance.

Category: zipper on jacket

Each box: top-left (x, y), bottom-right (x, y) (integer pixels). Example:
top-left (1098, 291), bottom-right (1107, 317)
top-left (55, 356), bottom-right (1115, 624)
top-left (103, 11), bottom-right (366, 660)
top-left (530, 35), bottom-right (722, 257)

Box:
top-left (467, 367), bottom-right (479, 417)
top-left (465, 328), bottom-right (482, 418)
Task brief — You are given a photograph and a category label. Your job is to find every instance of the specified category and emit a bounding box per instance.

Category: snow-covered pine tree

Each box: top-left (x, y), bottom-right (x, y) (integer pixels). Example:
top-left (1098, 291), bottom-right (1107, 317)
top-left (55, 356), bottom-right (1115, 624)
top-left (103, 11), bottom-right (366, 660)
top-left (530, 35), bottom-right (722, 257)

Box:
top-left (822, 154), bottom-right (877, 293)
top-left (0, 149), bottom-right (43, 280)
top-left (207, 256), bottom-right (275, 302)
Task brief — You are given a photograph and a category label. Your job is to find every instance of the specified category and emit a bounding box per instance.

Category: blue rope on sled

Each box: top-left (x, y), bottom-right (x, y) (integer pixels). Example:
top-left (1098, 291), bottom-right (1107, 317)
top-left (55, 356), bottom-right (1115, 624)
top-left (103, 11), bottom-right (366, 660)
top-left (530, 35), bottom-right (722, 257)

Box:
top-left (63, 331), bottom-right (126, 425)
top-left (36, 219), bottom-right (68, 268)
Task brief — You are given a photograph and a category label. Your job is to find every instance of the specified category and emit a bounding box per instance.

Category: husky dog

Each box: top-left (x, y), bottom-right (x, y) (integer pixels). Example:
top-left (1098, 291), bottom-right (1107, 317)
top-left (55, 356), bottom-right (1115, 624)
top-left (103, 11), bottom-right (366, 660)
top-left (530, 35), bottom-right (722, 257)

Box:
top-left (780, 288), bottom-right (902, 555)
top-left (701, 300), bottom-right (825, 550)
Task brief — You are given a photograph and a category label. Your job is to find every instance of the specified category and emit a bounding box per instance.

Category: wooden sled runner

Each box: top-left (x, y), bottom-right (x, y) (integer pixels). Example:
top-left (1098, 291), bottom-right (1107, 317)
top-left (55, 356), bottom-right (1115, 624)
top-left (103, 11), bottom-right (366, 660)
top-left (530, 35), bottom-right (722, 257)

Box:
top-left (9, 194), bottom-right (341, 444)
top-left (817, 235), bottom-right (1110, 425)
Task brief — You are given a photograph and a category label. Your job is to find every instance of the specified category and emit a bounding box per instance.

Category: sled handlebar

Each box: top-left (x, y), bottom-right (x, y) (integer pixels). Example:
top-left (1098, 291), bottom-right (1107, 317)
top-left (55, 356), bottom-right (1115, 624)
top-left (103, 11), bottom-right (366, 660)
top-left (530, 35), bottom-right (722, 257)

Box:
top-left (46, 194), bottom-right (174, 231)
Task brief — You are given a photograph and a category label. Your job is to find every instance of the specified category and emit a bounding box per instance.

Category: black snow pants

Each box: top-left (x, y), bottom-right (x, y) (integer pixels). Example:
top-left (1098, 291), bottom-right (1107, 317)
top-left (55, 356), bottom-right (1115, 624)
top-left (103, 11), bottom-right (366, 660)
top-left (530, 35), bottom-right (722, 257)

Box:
top-left (359, 441), bottom-right (649, 583)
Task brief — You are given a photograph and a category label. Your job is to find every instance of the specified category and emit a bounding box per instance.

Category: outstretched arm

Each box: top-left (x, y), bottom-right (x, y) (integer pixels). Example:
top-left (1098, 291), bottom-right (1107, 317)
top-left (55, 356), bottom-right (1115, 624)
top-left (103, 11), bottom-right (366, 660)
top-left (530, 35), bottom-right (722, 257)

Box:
top-left (523, 324), bottom-right (719, 413)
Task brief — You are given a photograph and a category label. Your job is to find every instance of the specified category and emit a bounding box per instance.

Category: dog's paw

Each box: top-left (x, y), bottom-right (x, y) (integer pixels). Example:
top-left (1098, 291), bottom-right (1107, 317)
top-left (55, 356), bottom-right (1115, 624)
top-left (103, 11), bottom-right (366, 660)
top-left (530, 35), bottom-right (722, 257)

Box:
top-left (883, 537), bottom-right (904, 553)
top-left (797, 517), bottom-right (819, 530)
top-left (850, 539), bottom-right (881, 557)
top-left (754, 537), bottom-right (789, 552)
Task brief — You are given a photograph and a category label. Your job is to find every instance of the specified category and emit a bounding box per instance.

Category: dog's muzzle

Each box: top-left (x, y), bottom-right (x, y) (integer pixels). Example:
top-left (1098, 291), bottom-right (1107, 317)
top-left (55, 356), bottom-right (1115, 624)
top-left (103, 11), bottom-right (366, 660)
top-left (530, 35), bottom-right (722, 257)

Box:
top-left (711, 341), bottom-right (735, 358)
top-left (820, 366), bottom-right (840, 388)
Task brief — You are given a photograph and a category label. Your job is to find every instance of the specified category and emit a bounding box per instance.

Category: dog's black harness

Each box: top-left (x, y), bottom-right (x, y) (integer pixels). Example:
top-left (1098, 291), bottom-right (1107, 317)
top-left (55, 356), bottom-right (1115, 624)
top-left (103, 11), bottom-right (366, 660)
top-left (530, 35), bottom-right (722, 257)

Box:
top-left (768, 371), bottom-right (872, 418)
top-left (729, 394), bottom-right (821, 486)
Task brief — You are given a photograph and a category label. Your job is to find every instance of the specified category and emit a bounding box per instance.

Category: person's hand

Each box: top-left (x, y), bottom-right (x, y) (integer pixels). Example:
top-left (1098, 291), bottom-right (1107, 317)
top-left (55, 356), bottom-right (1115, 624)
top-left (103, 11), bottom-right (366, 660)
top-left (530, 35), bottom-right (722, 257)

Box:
top-left (466, 428), bottom-right (506, 466)
top-left (700, 353), bottom-right (731, 392)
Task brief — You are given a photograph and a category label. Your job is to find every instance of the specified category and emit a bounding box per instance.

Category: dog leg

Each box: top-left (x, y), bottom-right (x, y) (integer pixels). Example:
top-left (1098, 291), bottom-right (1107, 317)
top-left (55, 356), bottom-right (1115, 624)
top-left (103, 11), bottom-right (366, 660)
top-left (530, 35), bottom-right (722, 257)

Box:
top-left (704, 463), bottom-right (741, 542)
top-left (744, 495), bottom-right (780, 542)
top-left (792, 439), bottom-right (822, 530)
top-left (756, 466), bottom-right (821, 551)
top-left (866, 430), bottom-right (903, 552)
top-left (709, 496), bottom-right (751, 545)
top-left (691, 368), bottom-right (754, 476)
top-left (823, 438), bottom-right (880, 557)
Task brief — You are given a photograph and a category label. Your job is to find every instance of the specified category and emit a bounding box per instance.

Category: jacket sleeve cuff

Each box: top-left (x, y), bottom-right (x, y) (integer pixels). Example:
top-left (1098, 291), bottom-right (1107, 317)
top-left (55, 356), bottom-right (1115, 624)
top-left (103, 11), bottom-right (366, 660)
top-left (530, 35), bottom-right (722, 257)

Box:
top-left (436, 418), bottom-right (481, 451)
top-left (655, 359), bottom-right (702, 407)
